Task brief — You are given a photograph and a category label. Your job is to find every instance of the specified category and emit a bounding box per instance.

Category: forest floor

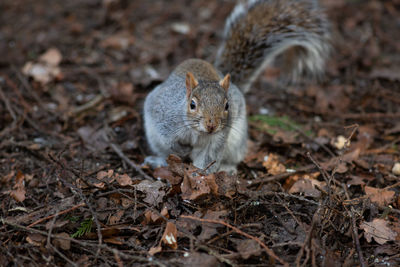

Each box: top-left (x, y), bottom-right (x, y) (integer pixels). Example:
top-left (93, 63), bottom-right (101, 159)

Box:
top-left (1, 0), bottom-right (400, 266)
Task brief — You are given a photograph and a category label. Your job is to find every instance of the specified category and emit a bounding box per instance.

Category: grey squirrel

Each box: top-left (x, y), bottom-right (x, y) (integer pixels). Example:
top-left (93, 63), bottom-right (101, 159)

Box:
top-left (143, 0), bottom-right (331, 173)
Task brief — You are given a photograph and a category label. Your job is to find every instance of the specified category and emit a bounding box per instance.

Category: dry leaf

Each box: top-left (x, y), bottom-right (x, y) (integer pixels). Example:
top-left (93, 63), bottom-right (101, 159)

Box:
top-left (121, 198), bottom-right (134, 208)
top-left (26, 234), bottom-right (46, 246)
top-left (143, 206), bottom-right (169, 225)
top-left (263, 154), bottom-right (286, 175)
top-left (96, 169), bottom-right (115, 184)
top-left (181, 173), bottom-right (209, 200)
top-left (235, 239), bottom-right (261, 259)
top-left (215, 172), bottom-right (236, 198)
top-left (134, 180), bottom-right (165, 206)
top-left (100, 32), bottom-right (134, 50)
top-left (360, 219), bottom-right (397, 245)
top-left (10, 171), bottom-right (26, 202)
top-left (104, 237), bottom-right (124, 245)
top-left (365, 186), bottom-right (395, 207)
top-left (161, 222), bottom-right (178, 249)
top-left (332, 135), bottom-right (349, 150)
top-left (288, 174), bottom-right (325, 198)
top-left (149, 245), bottom-right (162, 256)
top-left (39, 48), bottom-right (62, 66)
top-left (115, 173), bottom-right (133, 186)
top-left (109, 210), bottom-right (125, 225)
top-left (53, 233), bottom-right (71, 250)
top-left (179, 252), bottom-right (218, 266)
top-left (22, 48), bottom-right (62, 84)
top-left (93, 181), bottom-right (105, 188)
top-left (154, 167), bottom-right (182, 185)
top-left (197, 210), bottom-right (228, 241)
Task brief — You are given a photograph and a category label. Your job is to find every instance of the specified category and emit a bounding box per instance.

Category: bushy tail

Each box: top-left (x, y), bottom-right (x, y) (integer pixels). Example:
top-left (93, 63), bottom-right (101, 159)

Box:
top-left (214, 0), bottom-right (331, 93)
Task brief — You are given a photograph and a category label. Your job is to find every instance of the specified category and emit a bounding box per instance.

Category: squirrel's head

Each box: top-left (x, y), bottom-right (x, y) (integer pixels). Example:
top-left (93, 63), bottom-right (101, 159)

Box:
top-left (185, 72), bottom-right (230, 134)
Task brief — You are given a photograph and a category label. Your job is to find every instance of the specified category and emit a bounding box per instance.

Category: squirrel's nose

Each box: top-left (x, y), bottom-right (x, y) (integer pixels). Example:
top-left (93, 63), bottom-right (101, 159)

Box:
top-left (206, 124), bottom-right (216, 133)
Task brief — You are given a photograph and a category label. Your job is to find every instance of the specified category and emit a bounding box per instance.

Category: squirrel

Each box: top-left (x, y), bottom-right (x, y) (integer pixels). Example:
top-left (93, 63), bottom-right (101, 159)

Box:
top-left (143, 0), bottom-right (331, 174)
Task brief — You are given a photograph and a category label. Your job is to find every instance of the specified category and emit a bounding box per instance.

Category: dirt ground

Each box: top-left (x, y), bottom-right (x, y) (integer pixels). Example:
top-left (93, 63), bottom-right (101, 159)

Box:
top-left (1, 0), bottom-right (400, 266)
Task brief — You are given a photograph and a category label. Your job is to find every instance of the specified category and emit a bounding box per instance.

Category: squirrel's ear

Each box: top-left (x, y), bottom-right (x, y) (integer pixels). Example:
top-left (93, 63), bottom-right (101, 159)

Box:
top-left (219, 73), bottom-right (230, 92)
top-left (186, 72), bottom-right (198, 98)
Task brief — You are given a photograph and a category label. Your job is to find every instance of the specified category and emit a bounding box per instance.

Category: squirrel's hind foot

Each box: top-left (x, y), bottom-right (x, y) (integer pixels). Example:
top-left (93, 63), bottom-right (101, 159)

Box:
top-left (143, 156), bottom-right (168, 169)
top-left (219, 164), bottom-right (237, 175)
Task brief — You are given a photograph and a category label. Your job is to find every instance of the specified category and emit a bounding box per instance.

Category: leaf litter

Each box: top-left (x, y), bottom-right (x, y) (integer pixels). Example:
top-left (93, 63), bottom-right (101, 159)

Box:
top-left (1, 0), bottom-right (400, 266)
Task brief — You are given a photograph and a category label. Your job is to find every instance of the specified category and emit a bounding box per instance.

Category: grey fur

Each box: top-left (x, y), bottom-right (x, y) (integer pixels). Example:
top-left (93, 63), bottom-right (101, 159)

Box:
top-left (215, 0), bottom-right (331, 93)
top-left (144, 69), bottom-right (247, 173)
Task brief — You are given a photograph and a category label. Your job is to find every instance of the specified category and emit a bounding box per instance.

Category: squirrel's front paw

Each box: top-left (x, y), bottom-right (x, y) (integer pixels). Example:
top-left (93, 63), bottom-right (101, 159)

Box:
top-left (219, 164), bottom-right (237, 175)
top-left (143, 156), bottom-right (167, 169)
top-left (172, 142), bottom-right (192, 156)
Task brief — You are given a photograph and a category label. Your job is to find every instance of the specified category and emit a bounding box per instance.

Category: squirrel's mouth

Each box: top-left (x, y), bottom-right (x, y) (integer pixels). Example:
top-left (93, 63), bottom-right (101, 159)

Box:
top-left (199, 125), bottom-right (221, 135)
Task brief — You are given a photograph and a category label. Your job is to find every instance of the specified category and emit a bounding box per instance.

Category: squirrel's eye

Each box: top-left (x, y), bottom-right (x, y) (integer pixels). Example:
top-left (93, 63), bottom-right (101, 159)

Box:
top-left (190, 100), bottom-right (196, 110)
top-left (225, 102), bottom-right (229, 111)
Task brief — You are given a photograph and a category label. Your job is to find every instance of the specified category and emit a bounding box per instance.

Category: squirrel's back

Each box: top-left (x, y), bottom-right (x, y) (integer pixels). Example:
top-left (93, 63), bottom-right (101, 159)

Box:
top-left (174, 59), bottom-right (221, 81)
top-left (215, 0), bottom-right (331, 93)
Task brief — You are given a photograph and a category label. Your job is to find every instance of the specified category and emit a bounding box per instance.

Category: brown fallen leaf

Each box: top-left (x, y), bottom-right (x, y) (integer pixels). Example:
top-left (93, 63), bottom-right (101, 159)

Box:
top-left (104, 237), bottom-right (124, 245)
top-left (109, 210), bottom-right (125, 225)
top-left (161, 222), bottom-right (178, 249)
top-left (1, 170), bottom-right (15, 184)
top-left (53, 233), bottom-right (71, 250)
top-left (364, 186), bottom-right (395, 207)
top-left (121, 198), bottom-right (134, 208)
top-left (148, 245), bottom-right (162, 256)
top-left (178, 252), bottom-right (218, 266)
top-left (288, 174), bottom-right (325, 198)
top-left (134, 180), bottom-right (165, 206)
top-left (263, 153), bottom-right (286, 175)
top-left (143, 206), bottom-right (169, 225)
top-left (181, 169), bottom-right (218, 200)
top-left (77, 126), bottom-right (109, 152)
top-left (115, 173), bottom-right (133, 186)
top-left (10, 171), bottom-right (26, 202)
top-left (100, 31), bottom-right (134, 50)
top-left (360, 219), bottom-right (397, 245)
top-left (215, 172), bottom-right (236, 198)
top-left (39, 48), bottom-right (62, 66)
top-left (26, 234), bottom-right (46, 247)
top-left (197, 210), bottom-right (228, 241)
top-left (154, 167), bottom-right (182, 185)
top-left (234, 239), bottom-right (261, 259)
top-left (97, 170), bottom-right (114, 181)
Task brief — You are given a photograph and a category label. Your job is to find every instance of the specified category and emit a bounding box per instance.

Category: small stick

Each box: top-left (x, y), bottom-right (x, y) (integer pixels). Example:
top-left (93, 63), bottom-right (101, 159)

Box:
top-left (203, 160), bottom-right (216, 173)
top-left (181, 215), bottom-right (288, 266)
top-left (27, 203), bottom-right (86, 228)
top-left (342, 183), bottom-right (367, 267)
top-left (110, 143), bottom-right (154, 181)
top-left (249, 164), bottom-right (315, 186)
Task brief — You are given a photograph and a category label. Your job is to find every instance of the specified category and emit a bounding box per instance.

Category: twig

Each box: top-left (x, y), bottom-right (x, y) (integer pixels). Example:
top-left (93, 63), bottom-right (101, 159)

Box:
top-left (198, 245), bottom-right (238, 266)
top-left (2, 219), bottom-right (167, 267)
top-left (27, 202), bottom-right (86, 228)
top-left (0, 83), bottom-right (17, 121)
top-left (203, 160), bottom-right (216, 173)
top-left (110, 142), bottom-right (154, 181)
top-left (46, 209), bottom-right (79, 267)
top-left (341, 183), bottom-right (367, 267)
top-left (12, 65), bottom-right (45, 110)
top-left (340, 112), bottom-right (400, 120)
top-left (248, 164), bottom-right (315, 186)
top-left (307, 152), bottom-right (333, 204)
top-left (295, 206), bottom-right (320, 267)
top-left (181, 215), bottom-right (288, 266)
top-left (70, 94), bottom-right (105, 116)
